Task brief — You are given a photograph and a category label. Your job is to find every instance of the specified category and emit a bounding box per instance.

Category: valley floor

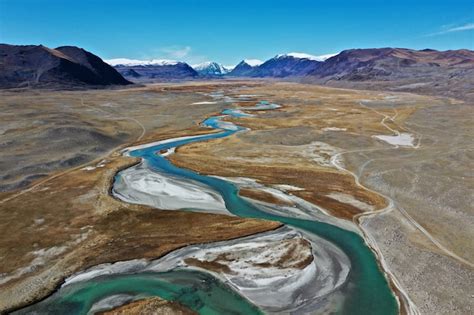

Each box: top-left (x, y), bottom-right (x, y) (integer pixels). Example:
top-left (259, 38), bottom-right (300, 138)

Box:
top-left (0, 82), bottom-right (472, 314)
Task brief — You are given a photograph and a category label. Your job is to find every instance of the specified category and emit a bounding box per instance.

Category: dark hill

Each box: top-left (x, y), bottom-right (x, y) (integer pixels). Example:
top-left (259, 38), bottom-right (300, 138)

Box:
top-left (305, 48), bottom-right (474, 101)
top-left (0, 44), bottom-right (131, 88)
top-left (308, 48), bottom-right (474, 81)
top-left (228, 56), bottom-right (320, 77)
top-left (113, 63), bottom-right (199, 81)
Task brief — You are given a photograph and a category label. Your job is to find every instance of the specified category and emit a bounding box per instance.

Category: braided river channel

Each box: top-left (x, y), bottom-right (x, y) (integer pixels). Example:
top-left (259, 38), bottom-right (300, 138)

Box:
top-left (16, 99), bottom-right (398, 315)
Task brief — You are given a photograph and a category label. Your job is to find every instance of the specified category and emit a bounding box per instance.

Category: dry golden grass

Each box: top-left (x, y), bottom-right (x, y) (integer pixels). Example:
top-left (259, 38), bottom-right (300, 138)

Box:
top-left (99, 297), bottom-right (196, 315)
top-left (239, 188), bottom-right (294, 206)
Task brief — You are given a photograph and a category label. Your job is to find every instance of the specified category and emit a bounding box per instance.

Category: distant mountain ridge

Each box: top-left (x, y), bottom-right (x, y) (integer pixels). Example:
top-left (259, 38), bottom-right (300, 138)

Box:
top-left (2, 44), bottom-right (473, 100)
top-left (250, 54), bottom-right (322, 77)
top-left (113, 63), bottom-right (198, 81)
top-left (228, 53), bottom-right (334, 77)
top-left (0, 44), bottom-right (131, 88)
top-left (105, 58), bottom-right (198, 81)
top-left (307, 47), bottom-right (474, 80)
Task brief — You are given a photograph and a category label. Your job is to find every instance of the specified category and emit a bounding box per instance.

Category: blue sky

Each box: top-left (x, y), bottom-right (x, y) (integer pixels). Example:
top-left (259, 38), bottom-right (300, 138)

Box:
top-left (1, 0), bottom-right (473, 65)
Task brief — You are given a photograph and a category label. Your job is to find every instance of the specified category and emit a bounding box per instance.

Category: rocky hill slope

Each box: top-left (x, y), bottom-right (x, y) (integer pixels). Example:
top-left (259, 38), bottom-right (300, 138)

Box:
top-left (0, 44), bottom-right (131, 88)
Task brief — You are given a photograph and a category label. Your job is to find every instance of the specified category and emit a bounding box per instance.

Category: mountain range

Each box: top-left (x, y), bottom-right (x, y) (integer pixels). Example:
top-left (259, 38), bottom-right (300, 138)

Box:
top-left (2, 44), bottom-right (473, 100)
top-left (305, 48), bottom-right (474, 100)
top-left (107, 58), bottom-right (198, 81)
top-left (107, 53), bottom-right (330, 80)
top-left (308, 48), bottom-right (474, 80)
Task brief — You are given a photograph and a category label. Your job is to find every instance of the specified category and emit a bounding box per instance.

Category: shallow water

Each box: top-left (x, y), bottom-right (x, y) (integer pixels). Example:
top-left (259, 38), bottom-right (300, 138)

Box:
top-left (15, 270), bottom-right (262, 315)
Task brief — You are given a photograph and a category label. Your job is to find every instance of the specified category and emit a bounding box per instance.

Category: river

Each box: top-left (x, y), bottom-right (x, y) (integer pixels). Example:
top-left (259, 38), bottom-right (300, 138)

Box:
top-left (16, 99), bottom-right (399, 315)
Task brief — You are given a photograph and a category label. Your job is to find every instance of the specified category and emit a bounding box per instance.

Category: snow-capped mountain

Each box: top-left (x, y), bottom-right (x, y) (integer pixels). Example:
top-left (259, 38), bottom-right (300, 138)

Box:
top-left (242, 59), bottom-right (263, 67)
top-left (192, 61), bottom-right (232, 76)
top-left (254, 53), bottom-right (322, 77)
top-left (105, 58), bottom-right (180, 66)
top-left (275, 52), bottom-right (337, 62)
top-left (106, 58), bottom-right (198, 81)
top-left (104, 52), bottom-right (339, 80)
top-left (228, 59), bottom-right (263, 76)
top-left (228, 53), bottom-right (339, 77)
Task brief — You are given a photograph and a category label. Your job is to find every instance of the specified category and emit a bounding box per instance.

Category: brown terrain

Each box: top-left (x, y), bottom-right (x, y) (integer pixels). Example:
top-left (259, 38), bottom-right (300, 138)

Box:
top-left (0, 81), bottom-right (472, 314)
top-left (169, 82), bottom-right (473, 314)
top-left (239, 188), bottom-right (294, 206)
top-left (171, 84), bottom-right (409, 219)
top-left (305, 48), bottom-right (474, 102)
top-left (226, 48), bottom-right (474, 102)
top-left (0, 82), bottom-right (281, 312)
top-left (99, 297), bottom-right (196, 315)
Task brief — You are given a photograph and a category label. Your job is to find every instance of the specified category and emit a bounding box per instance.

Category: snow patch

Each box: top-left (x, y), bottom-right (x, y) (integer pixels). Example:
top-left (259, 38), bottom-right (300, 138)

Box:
top-left (273, 184), bottom-right (305, 191)
top-left (374, 133), bottom-right (415, 147)
top-left (105, 58), bottom-right (179, 66)
top-left (191, 101), bottom-right (217, 105)
top-left (276, 52), bottom-right (338, 61)
top-left (322, 127), bottom-right (347, 132)
top-left (243, 59), bottom-right (263, 67)
top-left (314, 53), bottom-right (339, 61)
